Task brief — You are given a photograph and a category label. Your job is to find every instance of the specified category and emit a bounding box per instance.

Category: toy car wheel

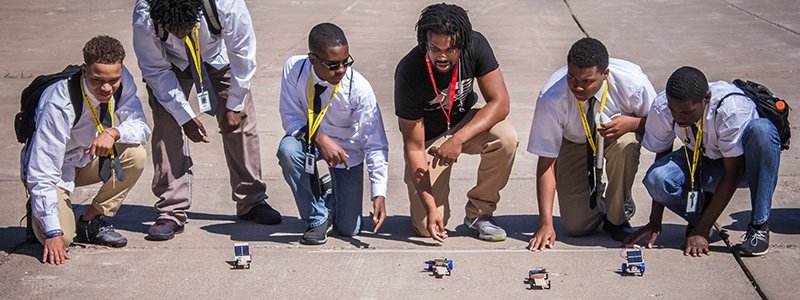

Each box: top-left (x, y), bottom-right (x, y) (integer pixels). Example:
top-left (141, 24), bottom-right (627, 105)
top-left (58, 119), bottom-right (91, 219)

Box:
top-left (621, 263), bottom-right (627, 274)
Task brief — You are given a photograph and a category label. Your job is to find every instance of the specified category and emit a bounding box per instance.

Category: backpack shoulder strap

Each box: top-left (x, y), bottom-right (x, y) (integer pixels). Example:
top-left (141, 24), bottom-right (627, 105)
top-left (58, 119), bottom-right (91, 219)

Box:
top-left (716, 92), bottom-right (748, 110)
top-left (201, 0), bottom-right (222, 35)
top-left (296, 58), bottom-right (307, 83)
top-left (66, 71), bottom-right (84, 127)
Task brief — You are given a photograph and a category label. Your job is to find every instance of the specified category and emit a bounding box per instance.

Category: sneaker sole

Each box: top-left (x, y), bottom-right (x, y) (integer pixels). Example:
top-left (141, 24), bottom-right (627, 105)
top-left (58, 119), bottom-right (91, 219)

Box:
top-left (145, 227), bottom-right (184, 242)
top-left (299, 238), bottom-right (327, 245)
top-left (478, 234), bottom-right (507, 242)
top-left (740, 249), bottom-right (769, 257)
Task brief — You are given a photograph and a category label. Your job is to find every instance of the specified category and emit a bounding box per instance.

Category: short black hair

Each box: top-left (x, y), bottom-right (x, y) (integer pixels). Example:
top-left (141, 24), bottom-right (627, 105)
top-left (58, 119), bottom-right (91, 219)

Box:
top-left (83, 35), bottom-right (125, 65)
top-left (308, 23), bottom-right (348, 54)
top-left (567, 37), bottom-right (609, 71)
top-left (666, 66), bottom-right (709, 103)
top-left (415, 3), bottom-right (472, 50)
top-left (148, 0), bottom-right (203, 32)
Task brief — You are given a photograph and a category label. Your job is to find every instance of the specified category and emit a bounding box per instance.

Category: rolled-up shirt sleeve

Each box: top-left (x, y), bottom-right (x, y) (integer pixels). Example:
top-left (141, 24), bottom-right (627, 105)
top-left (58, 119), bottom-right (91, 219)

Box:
top-left (133, 18), bottom-right (197, 125)
top-left (26, 87), bottom-right (73, 233)
top-left (115, 67), bottom-right (151, 144)
top-left (218, 0), bottom-right (256, 112)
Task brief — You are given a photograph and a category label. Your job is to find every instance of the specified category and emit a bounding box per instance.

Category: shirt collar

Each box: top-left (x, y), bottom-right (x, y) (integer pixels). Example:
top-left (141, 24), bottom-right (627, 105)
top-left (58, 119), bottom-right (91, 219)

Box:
top-left (590, 79), bottom-right (607, 102)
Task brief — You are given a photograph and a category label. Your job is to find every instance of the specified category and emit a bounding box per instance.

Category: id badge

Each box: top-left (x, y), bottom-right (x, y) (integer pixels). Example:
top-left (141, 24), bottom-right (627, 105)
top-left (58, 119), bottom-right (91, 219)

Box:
top-left (198, 90), bottom-right (212, 113)
top-left (686, 191), bottom-right (698, 213)
top-left (304, 153), bottom-right (316, 174)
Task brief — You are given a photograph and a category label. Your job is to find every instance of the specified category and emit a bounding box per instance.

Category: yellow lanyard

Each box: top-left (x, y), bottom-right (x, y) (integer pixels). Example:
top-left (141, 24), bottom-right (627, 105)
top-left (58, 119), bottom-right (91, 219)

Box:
top-left (576, 79), bottom-right (609, 155)
top-left (80, 76), bottom-right (116, 158)
top-left (184, 26), bottom-right (203, 87)
top-left (306, 70), bottom-right (340, 147)
top-left (683, 106), bottom-right (707, 189)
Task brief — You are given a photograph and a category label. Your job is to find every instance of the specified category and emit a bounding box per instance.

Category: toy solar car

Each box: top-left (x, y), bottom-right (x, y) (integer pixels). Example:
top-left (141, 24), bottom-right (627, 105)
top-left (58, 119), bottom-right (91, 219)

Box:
top-left (233, 243), bottom-right (252, 269)
top-left (621, 248), bottom-right (645, 276)
top-left (424, 257), bottom-right (453, 278)
top-left (526, 267), bottom-right (551, 289)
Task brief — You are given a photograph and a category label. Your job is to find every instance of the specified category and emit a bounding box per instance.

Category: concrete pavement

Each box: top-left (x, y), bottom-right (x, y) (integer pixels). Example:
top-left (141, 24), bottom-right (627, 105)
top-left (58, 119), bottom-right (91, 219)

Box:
top-left (1, 0), bottom-right (798, 298)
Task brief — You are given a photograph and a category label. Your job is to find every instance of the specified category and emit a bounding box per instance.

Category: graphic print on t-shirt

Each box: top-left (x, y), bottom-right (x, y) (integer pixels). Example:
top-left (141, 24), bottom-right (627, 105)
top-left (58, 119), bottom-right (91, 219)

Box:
top-left (423, 78), bottom-right (474, 114)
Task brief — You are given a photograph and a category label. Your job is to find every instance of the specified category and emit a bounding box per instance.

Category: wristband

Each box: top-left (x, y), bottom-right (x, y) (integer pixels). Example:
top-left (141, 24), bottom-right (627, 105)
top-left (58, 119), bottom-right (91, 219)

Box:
top-left (45, 229), bottom-right (64, 239)
top-left (102, 130), bottom-right (117, 141)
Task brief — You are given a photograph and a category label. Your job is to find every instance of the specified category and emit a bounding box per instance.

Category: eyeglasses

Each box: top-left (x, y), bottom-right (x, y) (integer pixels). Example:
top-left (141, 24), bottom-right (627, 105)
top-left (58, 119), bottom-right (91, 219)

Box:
top-left (312, 54), bottom-right (355, 71)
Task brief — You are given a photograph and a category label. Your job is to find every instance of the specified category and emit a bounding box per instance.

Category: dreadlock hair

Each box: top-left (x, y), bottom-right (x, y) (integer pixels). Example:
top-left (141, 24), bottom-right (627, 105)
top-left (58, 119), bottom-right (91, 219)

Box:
top-left (308, 23), bottom-right (348, 54)
top-left (666, 66), bottom-right (709, 103)
top-left (415, 3), bottom-right (472, 51)
top-left (567, 37), bottom-right (609, 71)
top-left (148, 0), bottom-right (203, 32)
top-left (83, 35), bottom-right (126, 65)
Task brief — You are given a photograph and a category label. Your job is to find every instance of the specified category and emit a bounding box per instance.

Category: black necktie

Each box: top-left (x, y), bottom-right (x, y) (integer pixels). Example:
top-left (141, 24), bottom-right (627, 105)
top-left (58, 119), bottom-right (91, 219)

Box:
top-left (184, 32), bottom-right (217, 115)
top-left (585, 97), bottom-right (598, 209)
top-left (98, 103), bottom-right (125, 183)
top-left (309, 83), bottom-right (327, 199)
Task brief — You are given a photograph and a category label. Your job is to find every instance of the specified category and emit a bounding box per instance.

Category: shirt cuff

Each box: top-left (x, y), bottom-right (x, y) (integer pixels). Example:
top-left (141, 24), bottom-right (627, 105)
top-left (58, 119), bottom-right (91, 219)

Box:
top-left (40, 214), bottom-right (62, 233)
top-left (370, 184), bottom-right (387, 201)
top-left (173, 104), bottom-right (197, 126)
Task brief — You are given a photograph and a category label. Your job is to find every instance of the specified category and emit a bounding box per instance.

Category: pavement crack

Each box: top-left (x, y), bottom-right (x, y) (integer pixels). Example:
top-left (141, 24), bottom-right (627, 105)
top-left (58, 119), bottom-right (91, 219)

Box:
top-left (718, 0), bottom-right (800, 37)
top-left (562, 0), bottom-right (590, 38)
top-left (714, 223), bottom-right (769, 300)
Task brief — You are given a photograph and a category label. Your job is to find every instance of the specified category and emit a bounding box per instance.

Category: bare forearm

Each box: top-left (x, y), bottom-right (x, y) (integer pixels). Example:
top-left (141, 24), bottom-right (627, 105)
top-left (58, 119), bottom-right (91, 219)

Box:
top-left (536, 157), bottom-right (557, 226)
top-left (695, 157), bottom-right (743, 232)
top-left (405, 148), bottom-right (437, 211)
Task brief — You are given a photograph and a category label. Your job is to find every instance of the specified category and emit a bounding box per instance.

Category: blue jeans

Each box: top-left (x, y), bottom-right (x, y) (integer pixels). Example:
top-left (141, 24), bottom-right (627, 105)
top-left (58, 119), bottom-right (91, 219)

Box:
top-left (277, 135), bottom-right (364, 236)
top-left (643, 118), bottom-right (780, 225)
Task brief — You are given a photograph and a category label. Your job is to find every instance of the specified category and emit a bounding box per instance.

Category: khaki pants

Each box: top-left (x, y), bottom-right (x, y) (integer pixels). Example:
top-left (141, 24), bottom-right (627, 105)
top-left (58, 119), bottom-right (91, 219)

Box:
top-left (555, 132), bottom-right (641, 236)
top-left (405, 107), bottom-right (519, 236)
top-left (147, 64), bottom-right (267, 224)
top-left (32, 144), bottom-right (146, 245)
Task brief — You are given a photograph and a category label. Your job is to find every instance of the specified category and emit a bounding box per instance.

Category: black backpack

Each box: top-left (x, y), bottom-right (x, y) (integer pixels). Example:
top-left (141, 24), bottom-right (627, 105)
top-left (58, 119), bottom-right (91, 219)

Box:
top-left (718, 79), bottom-right (791, 150)
top-left (153, 0), bottom-right (222, 41)
top-left (14, 65), bottom-right (122, 144)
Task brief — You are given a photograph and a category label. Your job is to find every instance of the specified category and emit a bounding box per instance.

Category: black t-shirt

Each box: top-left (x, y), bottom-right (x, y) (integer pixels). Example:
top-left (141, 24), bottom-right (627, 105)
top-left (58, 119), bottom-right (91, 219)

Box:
top-left (394, 31), bottom-right (499, 141)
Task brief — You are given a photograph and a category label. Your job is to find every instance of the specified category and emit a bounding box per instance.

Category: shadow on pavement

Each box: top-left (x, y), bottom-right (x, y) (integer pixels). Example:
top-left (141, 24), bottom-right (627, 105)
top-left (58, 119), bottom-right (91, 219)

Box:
top-left (725, 208), bottom-right (800, 234)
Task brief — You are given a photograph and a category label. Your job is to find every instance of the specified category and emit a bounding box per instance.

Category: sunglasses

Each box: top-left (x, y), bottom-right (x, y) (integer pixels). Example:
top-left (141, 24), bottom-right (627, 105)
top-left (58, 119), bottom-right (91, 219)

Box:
top-left (312, 53), bottom-right (355, 70)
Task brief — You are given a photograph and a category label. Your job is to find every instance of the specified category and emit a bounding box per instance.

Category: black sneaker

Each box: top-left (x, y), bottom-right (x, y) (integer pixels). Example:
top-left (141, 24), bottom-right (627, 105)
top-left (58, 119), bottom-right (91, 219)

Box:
top-left (740, 223), bottom-right (770, 257)
top-left (76, 215), bottom-right (127, 247)
top-left (238, 202), bottom-right (282, 225)
top-left (146, 219), bottom-right (184, 241)
top-left (602, 216), bottom-right (635, 242)
top-left (300, 218), bottom-right (332, 245)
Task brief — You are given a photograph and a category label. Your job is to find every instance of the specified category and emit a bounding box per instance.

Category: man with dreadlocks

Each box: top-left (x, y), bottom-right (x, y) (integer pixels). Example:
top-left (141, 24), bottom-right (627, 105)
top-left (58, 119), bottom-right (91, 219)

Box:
top-left (133, 0), bottom-right (281, 241)
top-left (625, 66), bottom-right (781, 257)
top-left (394, 3), bottom-right (517, 243)
top-left (527, 38), bottom-right (656, 251)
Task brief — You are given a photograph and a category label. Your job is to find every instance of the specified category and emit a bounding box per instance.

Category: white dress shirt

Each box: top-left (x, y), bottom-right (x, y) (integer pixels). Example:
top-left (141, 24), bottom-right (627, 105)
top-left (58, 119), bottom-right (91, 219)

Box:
top-left (132, 0), bottom-right (256, 125)
top-left (527, 58), bottom-right (657, 158)
top-left (22, 66), bottom-right (150, 233)
top-left (279, 55), bottom-right (389, 199)
top-left (642, 81), bottom-right (759, 159)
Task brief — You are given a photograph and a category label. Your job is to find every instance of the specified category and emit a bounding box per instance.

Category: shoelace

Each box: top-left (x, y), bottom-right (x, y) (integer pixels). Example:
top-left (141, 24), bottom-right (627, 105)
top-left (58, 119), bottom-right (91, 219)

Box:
top-left (741, 229), bottom-right (767, 246)
top-left (94, 218), bottom-right (115, 233)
